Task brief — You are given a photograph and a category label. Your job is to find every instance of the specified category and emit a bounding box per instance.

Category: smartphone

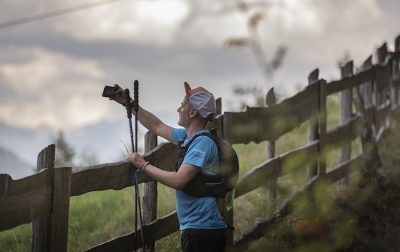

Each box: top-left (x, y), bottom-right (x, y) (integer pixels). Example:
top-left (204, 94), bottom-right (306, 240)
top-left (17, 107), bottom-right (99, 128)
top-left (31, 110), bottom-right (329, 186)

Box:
top-left (102, 85), bottom-right (119, 98)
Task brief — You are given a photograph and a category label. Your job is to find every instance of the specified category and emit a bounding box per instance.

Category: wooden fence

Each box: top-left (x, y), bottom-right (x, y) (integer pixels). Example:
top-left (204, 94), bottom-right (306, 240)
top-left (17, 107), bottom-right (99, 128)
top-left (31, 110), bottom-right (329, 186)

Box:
top-left (1, 35), bottom-right (400, 252)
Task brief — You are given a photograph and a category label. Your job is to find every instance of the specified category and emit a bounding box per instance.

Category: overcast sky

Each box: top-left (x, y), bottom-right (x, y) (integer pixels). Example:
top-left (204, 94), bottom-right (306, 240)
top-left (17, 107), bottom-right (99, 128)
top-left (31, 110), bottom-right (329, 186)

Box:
top-left (0, 0), bottom-right (399, 168)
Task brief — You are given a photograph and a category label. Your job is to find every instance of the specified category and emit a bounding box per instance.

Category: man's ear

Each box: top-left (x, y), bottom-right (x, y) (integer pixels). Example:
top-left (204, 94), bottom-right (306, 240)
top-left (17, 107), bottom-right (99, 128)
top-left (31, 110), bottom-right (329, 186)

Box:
top-left (189, 108), bottom-right (198, 118)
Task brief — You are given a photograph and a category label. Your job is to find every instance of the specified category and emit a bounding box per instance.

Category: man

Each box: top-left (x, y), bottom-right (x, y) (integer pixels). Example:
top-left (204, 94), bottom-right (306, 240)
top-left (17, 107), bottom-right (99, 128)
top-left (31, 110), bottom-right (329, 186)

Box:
top-left (111, 82), bottom-right (227, 252)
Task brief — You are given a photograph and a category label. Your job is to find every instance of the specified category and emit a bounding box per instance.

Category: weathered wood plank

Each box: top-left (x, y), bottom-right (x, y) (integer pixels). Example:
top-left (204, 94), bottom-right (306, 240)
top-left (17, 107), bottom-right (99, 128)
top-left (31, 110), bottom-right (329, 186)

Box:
top-left (215, 114), bottom-right (224, 139)
top-left (265, 88), bottom-right (278, 213)
top-left (0, 173), bottom-right (10, 197)
top-left (234, 176), bottom-right (319, 247)
top-left (32, 144), bottom-right (55, 252)
top-left (359, 105), bottom-right (376, 137)
top-left (142, 211), bottom-right (179, 244)
top-left (325, 115), bottom-right (363, 148)
top-left (71, 142), bottom-right (176, 196)
top-left (375, 62), bottom-right (392, 93)
top-left (376, 101), bottom-right (391, 125)
top-left (318, 79), bottom-right (328, 176)
top-left (141, 131), bottom-right (158, 252)
top-left (1, 168), bottom-right (52, 196)
top-left (377, 42), bottom-right (389, 64)
top-left (307, 68), bottom-right (320, 179)
top-left (326, 67), bottom-right (374, 95)
top-left (207, 98), bottom-right (222, 136)
top-left (392, 51), bottom-right (400, 59)
top-left (224, 82), bottom-right (320, 144)
top-left (376, 44), bottom-right (391, 107)
top-left (391, 104), bottom-right (400, 118)
top-left (393, 36), bottom-right (400, 104)
top-left (234, 157), bottom-right (280, 199)
top-left (325, 155), bottom-right (364, 182)
top-left (359, 56), bottom-right (374, 110)
top-left (49, 167), bottom-right (72, 252)
top-left (0, 171), bottom-right (53, 231)
top-left (393, 74), bottom-right (400, 87)
top-left (234, 141), bottom-right (319, 199)
top-left (339, 61), bottom-right (353, 177)
top-left (377, 104), bottom-right (400, 143)
top-left (71, 161), bottom-right (135, 196)
top-left (235, 150), bottom-right (363, 248)
top-left (236, 150), bottom-right (363, 247)
top-left (280, 141), bottom-right (319, 176)
top-left (86, 211), bottom-right (179, 252)
top-left (215, 99), bottom-right (235, 247)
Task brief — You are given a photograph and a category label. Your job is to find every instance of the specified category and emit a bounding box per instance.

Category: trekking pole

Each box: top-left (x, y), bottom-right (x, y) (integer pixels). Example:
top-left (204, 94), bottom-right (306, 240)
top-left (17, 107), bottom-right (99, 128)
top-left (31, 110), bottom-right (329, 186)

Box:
top-left (124, 88), bottom-right (138, 251)
top-left (133, 81), bottom-right (145, 249)
top-left (125, 85), bottom-right (143, 252)
top-left (101, 84), bottom-right (144, 250)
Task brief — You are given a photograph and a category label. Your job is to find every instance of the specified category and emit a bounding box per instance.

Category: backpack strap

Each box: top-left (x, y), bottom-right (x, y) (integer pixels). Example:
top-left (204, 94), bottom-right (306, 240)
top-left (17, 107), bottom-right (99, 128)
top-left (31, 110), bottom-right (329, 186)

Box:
top-left (175, 131), bottom-right (238, 198)
top-left (175, 132), bottom-right (219, 172)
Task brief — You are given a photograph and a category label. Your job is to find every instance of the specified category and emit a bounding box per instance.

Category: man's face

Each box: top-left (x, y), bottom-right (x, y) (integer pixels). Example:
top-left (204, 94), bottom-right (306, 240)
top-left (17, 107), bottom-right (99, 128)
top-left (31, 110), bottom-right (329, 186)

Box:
top-left (177, 97), bottom-right (192, 127)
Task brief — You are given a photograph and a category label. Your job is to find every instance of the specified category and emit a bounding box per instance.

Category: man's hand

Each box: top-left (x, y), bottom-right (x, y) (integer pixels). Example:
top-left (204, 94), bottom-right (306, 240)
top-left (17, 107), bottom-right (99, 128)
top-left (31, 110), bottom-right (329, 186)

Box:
top-left (109, 84), bottom-right (128, 105)
top-left (125, 152), bottom-right (200, 189)
top-left (126, 152), bottom-right (145, 169)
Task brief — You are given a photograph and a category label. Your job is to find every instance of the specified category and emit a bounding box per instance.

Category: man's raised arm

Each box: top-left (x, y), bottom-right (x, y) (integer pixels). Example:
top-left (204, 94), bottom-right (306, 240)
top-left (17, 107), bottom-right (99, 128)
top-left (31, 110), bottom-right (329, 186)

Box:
top-left (109, 84), bottom-right (175, 143)
top-left (136, 106), bottom-right (174, 143)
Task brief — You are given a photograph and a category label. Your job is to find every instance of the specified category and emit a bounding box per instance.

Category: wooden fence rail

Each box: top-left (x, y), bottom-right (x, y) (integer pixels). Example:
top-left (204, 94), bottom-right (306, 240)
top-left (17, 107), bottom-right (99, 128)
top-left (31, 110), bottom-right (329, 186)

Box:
top-left (1, 35), bottom-right (400, 252)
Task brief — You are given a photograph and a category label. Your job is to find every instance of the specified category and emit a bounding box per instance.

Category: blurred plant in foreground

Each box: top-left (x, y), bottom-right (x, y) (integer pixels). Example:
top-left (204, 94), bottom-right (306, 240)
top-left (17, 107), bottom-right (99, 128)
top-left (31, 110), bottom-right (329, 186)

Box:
top-left (225, 0), bottom-right (287, 109)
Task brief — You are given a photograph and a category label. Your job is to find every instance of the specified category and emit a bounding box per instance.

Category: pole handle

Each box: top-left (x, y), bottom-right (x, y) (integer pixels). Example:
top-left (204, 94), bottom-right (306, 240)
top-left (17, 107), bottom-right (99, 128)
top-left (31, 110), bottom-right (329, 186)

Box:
top-left (134, 80), bottom-right (139, 112)
top-left (133, 81), bottom-right (139, 153)
top-left (124, 88), bottom-right (133, 119)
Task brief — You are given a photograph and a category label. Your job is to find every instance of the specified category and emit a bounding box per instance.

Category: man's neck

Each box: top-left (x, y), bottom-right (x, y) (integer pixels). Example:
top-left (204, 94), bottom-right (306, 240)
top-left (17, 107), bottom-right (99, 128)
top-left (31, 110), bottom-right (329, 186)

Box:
top-left (186, 122), bottom-right (206, 137)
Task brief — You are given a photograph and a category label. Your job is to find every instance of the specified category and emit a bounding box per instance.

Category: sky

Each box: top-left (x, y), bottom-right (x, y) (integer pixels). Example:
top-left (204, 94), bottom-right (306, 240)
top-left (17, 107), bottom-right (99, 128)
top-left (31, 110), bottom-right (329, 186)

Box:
top-left (0, 0), bottom-right (399, 175)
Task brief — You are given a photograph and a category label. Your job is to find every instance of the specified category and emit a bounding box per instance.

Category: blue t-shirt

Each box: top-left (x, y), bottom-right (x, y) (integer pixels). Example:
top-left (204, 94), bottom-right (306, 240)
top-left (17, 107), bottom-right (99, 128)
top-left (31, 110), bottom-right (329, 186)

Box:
top-left (172, 128), bottom-right (227, 230)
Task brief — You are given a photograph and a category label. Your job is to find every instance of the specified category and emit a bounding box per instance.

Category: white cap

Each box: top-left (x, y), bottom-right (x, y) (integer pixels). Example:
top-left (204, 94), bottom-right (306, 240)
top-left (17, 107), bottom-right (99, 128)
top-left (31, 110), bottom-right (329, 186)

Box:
top-left (184, 82), bottom-right (216, 119)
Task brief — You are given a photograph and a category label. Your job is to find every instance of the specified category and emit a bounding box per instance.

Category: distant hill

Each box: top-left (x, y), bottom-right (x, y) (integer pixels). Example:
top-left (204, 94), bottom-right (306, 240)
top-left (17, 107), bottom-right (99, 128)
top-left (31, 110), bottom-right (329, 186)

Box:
top-left (0, 147), bottom-right (34, 179)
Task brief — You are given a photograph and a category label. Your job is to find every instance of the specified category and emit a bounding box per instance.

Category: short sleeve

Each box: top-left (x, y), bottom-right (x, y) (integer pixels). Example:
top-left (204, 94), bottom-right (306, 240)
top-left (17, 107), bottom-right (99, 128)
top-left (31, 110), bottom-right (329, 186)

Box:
top-left (182, 136), bottom-right (218, 173)
top-left (172, 128), bottom-right (187, 143)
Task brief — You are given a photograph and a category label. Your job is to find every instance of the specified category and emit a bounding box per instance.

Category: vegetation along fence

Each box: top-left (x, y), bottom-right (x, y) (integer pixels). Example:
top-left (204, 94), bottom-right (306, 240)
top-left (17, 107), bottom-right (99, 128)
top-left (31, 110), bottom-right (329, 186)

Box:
top-left (1, 35), bottom-right (400, 252)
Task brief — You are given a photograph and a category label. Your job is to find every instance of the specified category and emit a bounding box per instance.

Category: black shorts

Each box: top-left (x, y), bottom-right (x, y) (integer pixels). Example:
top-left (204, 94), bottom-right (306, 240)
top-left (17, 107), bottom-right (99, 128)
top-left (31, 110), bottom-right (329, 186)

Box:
top-left (181, 228), bottom-right (227, 252)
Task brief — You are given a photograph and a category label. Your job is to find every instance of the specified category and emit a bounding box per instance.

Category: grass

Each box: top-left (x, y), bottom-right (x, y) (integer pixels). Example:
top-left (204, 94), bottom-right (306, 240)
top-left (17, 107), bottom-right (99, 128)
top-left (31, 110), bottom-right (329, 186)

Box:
top-left (232, 111), bottom-right (400, 252)
top-left (67, 184), bottom-right (178, 251)
top-left (0, 224), bottom-right (30, 251)
top-left (230, 95), bottom-right (381, 244)
top-left (68, 188), bottom-right (136, 250)
top-left (0, 184), bottom-right (178, 251)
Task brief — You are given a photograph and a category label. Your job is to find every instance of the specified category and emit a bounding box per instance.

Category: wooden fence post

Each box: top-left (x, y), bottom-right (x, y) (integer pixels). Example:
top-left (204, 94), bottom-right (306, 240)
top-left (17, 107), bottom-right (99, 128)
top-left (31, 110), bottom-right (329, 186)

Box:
top-left (214, 99), bottom-right (234, 247)
top-left (50, 166), bottom-right (72, 252)
top-left (376, 43), bottom-right (389, 106)
top-left (393, 35), bottom-right (400, 106)
top-left (361, 56), bottom-right (374, 109)
top-left (142, 131), bottom-right (158, 252)
top-left (307, 69), bottom-right (320, 180)
top-left (265, 88), bottom-right (277, 214)
top-left (318, 79), bottom-right (327, 176)
top-left (215, 97), bottom-right (222, 116)
top-left (377, 43), bottom-right (391, 132)
top-left (32, 144), bottom-right (71, 252)
top-left (339, 61), bottom-right (353, 184)
top-left (32, 144), bottom-right (55, 252)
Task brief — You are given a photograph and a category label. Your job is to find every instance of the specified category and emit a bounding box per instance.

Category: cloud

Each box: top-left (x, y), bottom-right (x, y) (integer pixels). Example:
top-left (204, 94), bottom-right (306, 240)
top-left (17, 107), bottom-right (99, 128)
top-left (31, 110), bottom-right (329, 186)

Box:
top-left (44, 0), bottom-right (189, 46)
top-left (0, 46), bottom-right (113, 129)
top-left (0, 1), bottom-right (399, 122)
top-left (0, 0), bottom-right (399, 170)
top-left (265, 0), bottom-right (321, 34)
top-left (250, 0), bottom-right (398, 94)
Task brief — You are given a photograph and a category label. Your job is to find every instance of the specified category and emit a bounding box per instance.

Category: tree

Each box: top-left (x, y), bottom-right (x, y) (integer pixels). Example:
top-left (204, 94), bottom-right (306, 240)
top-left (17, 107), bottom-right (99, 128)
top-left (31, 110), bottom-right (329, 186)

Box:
top-left (54, 131), bottom-right (75, 167)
